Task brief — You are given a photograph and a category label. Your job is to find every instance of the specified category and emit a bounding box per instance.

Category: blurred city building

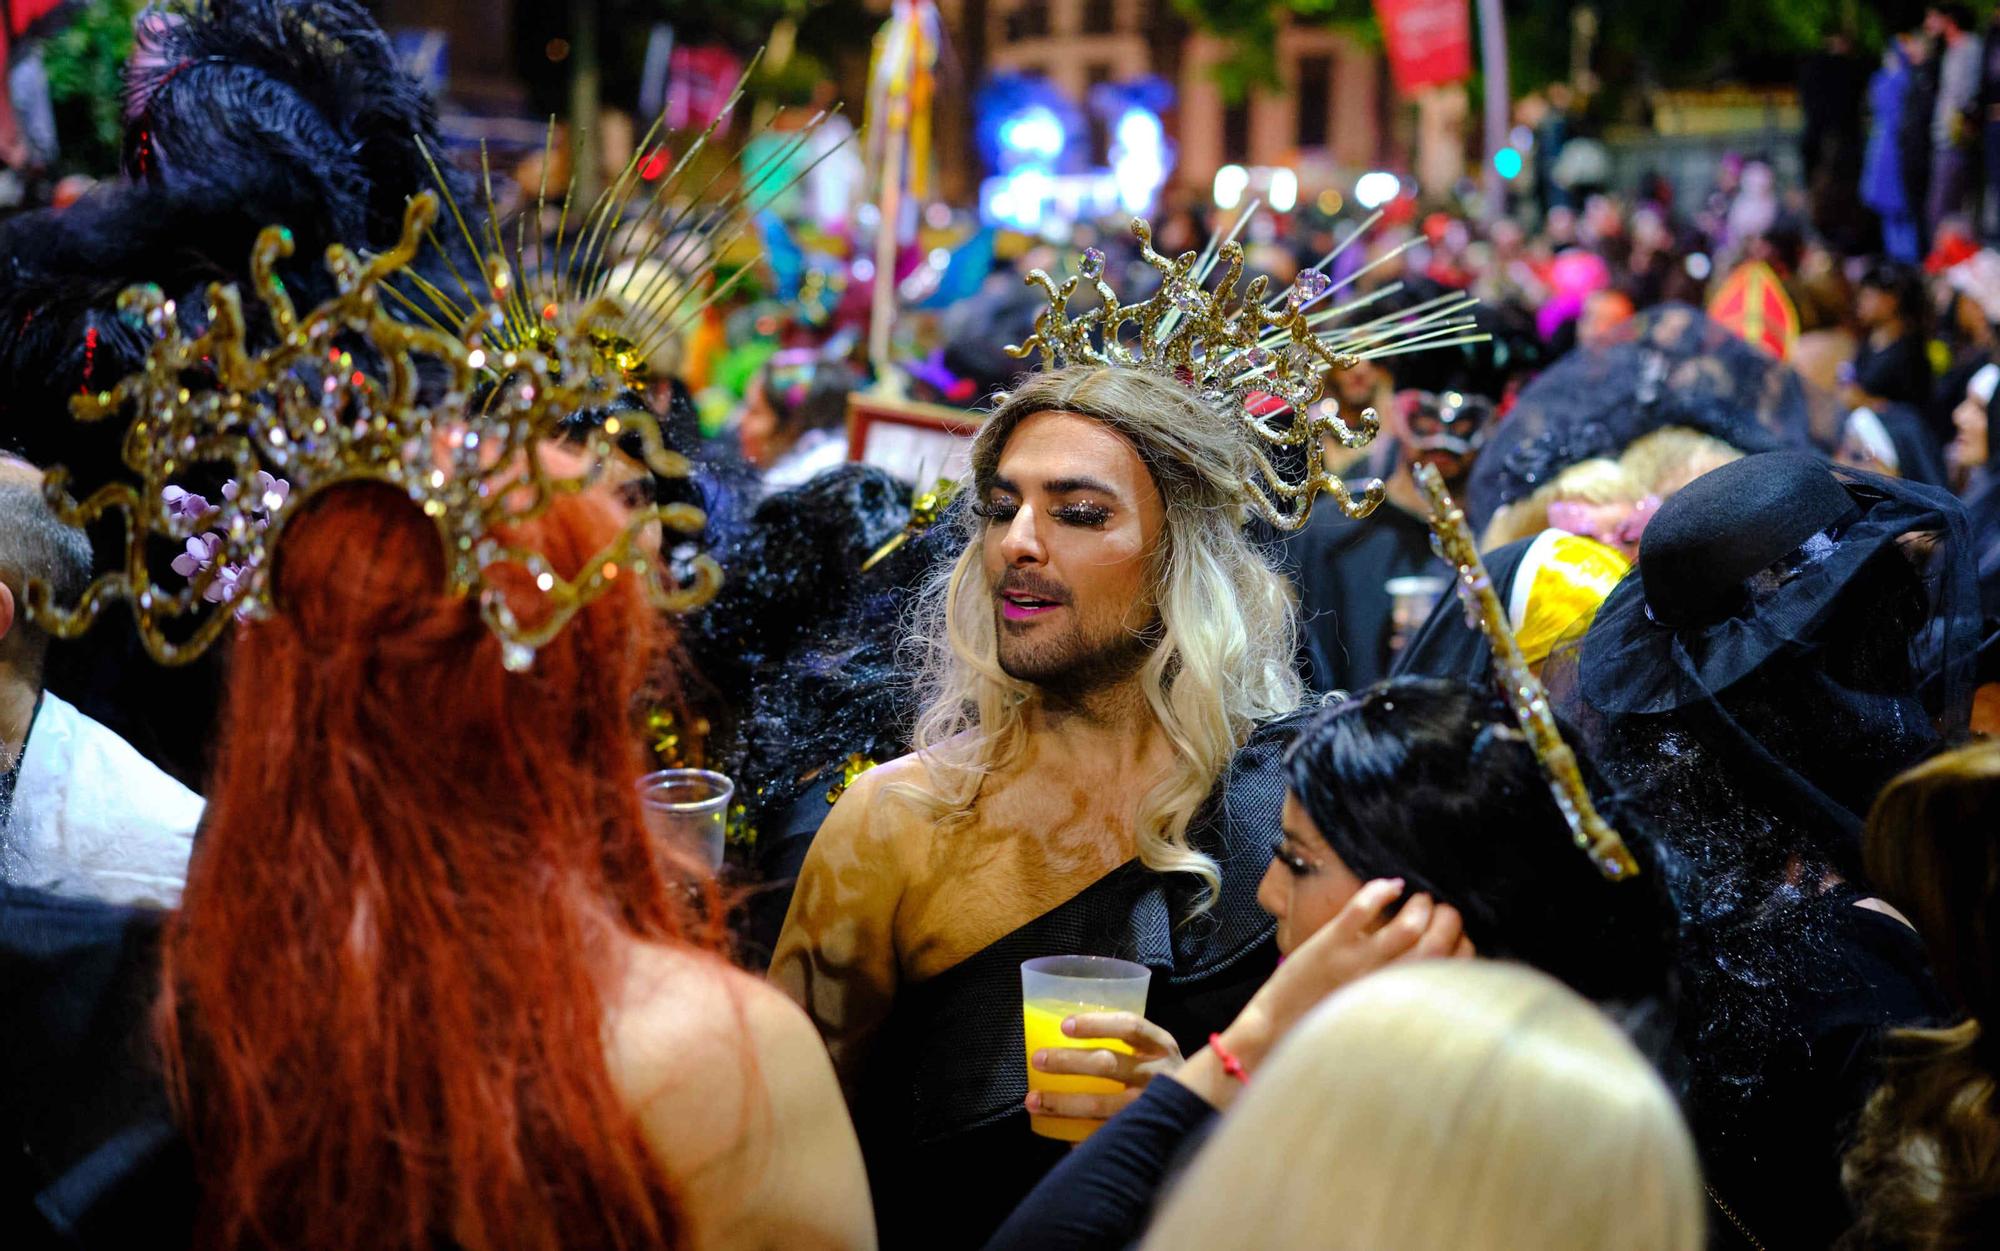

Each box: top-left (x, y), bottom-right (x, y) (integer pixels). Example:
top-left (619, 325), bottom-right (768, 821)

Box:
top-left (947, 0), bottom-right (1385, 193)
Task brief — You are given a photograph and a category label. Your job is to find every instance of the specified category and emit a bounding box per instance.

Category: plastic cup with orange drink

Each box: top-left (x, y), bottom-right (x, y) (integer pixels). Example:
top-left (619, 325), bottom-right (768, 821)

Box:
top-left (1020, 954), bottom-right (1153, 1142)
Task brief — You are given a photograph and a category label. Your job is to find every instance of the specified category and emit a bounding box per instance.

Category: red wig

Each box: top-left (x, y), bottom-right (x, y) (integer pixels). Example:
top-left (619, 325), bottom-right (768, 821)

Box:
top-left (159, 480), bottom-right (717, 1250)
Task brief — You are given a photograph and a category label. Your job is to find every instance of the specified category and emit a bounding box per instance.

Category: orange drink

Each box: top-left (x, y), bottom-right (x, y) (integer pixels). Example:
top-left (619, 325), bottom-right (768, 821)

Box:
top-left (1019, 954), bottom-right (1153, 1143)
top-left (1023, 999), bottom-right (1137, 1141)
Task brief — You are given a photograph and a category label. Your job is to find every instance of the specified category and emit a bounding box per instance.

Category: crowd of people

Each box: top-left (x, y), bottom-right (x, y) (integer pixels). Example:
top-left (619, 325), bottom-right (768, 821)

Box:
top-left (10, 3), bottom-right (2000, 1251)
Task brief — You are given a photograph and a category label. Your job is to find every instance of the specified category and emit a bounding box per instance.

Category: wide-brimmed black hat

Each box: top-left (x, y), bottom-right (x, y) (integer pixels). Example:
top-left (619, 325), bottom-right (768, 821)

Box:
top-left (1580, 453), bottom-right (1976, 718)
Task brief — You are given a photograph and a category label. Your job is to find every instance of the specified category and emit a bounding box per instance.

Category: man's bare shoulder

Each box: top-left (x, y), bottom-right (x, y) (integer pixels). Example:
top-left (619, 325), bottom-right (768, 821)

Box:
top-left (817, 747), bottom-right (955, 846)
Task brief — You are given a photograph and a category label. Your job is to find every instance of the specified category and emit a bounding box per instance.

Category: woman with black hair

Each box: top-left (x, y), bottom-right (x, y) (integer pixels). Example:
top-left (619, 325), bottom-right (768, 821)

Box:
top-left (1848, 262), bottom-right (1935, 411)
top-left (983, 675), bottom-right (1679, 1251)
top-left (1259, 678), bottom-right (1676, 1014)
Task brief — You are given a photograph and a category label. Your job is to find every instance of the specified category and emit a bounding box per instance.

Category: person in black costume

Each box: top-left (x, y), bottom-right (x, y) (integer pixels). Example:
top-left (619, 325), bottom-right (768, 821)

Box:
top-left (1280, 390), bottom-right (1497, 693)
top-left (768, 362), bottom-right (1331, 1249)
top-left (1848, 262), bottom-right (1934, 413)
top-left (1546, 452), bottom-right (1978, 1250)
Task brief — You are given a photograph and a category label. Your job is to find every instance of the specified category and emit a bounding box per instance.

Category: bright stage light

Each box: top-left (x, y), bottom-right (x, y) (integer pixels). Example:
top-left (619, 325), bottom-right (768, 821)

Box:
top-left (1110, 108), bottom-right (1168, 216)
top-left (999, 106), bottom-right (1066, 163)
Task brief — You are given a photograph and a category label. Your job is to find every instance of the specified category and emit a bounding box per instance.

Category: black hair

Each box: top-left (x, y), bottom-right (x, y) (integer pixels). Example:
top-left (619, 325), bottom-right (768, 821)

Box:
top-left (1282, 676), bottom-right (1680, 1014)
top-left (1860, 260), bottom-right (1930, 328)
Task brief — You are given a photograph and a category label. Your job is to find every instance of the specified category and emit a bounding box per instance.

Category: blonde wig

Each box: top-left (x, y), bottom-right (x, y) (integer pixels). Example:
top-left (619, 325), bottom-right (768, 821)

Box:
top-left (1617, 426), bottom-right (1746, 499)
top-left (1142, 961), bottom-right (1704, 1251)
top-left (1480, 457), bottom-right (1647, 551)
top-left (894, 365), bottom-right (1303, 905)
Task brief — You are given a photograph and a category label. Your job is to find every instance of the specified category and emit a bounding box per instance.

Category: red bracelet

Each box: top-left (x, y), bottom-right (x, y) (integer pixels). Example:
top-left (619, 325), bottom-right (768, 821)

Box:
top-left (1209, 1033), bottom-right (1250, 1084)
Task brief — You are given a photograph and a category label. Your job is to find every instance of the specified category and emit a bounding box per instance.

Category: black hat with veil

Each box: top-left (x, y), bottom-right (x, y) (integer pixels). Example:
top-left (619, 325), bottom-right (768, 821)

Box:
top-left (1536, 448), bottom-right (1978, 1251)
top-left (1546, 453), bottom-right (1979, 869)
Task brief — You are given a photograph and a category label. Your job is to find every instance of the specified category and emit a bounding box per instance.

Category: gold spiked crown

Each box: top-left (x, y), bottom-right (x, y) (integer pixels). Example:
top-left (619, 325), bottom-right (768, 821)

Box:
top-left (28, 192), bottom-right (719, 671)
top-left (1006, 212), bottom-right (1485, 531)
top-left (394, 50), bottom-right (846, 393)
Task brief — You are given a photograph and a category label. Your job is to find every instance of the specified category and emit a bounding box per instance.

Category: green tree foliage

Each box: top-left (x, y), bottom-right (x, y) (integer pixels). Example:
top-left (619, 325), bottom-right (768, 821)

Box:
top-left (1508, 0), bottom-right (1934, 98)
top-left (41, 0), bottom-right (143, 177)
top-left (514, 0), bottom-right (875, 116)
top-left (1169, 0), bottom-right (1373, 101)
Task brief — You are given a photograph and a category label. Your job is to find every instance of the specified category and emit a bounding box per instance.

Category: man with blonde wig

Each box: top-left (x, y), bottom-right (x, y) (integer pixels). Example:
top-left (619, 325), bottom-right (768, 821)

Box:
top-left (771, 362), bottom-right (1316, 1246)
top-left (769, 217), bottom-right (1456, 1245)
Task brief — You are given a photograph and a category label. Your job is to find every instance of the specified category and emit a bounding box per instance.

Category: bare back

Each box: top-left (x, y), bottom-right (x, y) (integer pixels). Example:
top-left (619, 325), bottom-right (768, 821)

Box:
top-left (607, 939), bottom-right (876, 1250)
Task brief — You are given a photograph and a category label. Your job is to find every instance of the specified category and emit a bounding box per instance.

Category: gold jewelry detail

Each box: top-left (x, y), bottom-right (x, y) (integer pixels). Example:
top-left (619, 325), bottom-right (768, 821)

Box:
top-left (29, 192), bottom-right (717, 671)
top-left (394, 50), bottom-right (848, 391)
top-left (1414, 462), bottom-right (1641, 881)
top-left (861, 476), bottom-right (959, 572)
top-left (824, 752), bottom-right (880, 805)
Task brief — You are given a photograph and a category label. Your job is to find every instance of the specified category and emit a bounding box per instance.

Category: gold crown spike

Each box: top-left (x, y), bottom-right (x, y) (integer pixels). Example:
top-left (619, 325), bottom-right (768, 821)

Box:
top-left (27, 192), bottom-right (721, 670)
top-left (1006, 207), bottom-right (1487, 532)
top-left (1413, 461), bottom-right (1641, 881)
top-left (390, 50), bottom-right (851, 390)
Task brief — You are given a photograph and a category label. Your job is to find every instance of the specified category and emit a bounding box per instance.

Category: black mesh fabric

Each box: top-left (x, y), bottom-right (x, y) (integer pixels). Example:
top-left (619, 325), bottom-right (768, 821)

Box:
top-left (853, 714), bottom-right (1296, 1250)
top-left (1462, 303), bottom-right (1816, 529)
top-left (682, 474), bottom-right (967, 959)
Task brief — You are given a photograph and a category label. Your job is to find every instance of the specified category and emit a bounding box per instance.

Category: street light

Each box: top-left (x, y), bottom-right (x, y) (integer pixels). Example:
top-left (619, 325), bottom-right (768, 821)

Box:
top-left (1268, 168), bottom-right (1299, 213)
top-left (1355, 170), bottom-right (1400, 210)
top-left (1213, 164), bottom-right (1250, 211)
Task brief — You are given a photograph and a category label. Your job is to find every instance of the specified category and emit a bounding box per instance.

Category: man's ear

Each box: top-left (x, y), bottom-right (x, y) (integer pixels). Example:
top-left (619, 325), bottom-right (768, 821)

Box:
top-left (0, 581), bottom-right (19, 647)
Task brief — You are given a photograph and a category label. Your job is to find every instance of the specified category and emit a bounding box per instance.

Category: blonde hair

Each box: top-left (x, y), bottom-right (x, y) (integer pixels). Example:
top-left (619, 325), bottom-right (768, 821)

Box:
top-left (1481, 457), bottom-right (1646, 550)
top-left (1618, 426), bottom-right (1745, 498)
top-left (1141, 962), bottom-right (1704, 1251)
top-left (895, 365), bottom-right (1302, 905)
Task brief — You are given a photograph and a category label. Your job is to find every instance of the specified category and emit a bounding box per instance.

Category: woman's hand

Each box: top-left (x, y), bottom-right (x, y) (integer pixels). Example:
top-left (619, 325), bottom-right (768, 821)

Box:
top-left (1025, 1012), bottom-right (1185, 1122)
top-left (1239, 879), bottom-right (1471, 1055)
top-left (1174, 879), bottom-right (1472, 1110)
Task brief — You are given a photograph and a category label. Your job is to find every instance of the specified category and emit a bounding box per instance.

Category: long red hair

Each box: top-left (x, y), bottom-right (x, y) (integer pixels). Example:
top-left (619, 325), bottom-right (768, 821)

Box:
top-left (159, 480), bottom-right (715, 1249)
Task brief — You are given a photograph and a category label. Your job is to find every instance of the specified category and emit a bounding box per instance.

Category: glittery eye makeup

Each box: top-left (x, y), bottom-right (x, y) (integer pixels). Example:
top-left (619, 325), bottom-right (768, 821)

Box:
top-left (1272, 838), bottom-right (1318, 877)
top-left (1052, 502), bottom-right (1111, 528)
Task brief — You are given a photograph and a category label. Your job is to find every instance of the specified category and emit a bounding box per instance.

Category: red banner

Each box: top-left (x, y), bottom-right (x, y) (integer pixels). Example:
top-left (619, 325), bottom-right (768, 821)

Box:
top-left (1374, 0), bottom-right (1473, 98)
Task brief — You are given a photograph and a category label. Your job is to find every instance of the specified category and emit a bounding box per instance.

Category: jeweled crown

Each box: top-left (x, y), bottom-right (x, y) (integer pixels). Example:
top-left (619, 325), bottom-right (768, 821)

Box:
top-left (29, 192), bottom-right (718, 670)
top-left (1007, 211), bottom-right (1484, 530)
